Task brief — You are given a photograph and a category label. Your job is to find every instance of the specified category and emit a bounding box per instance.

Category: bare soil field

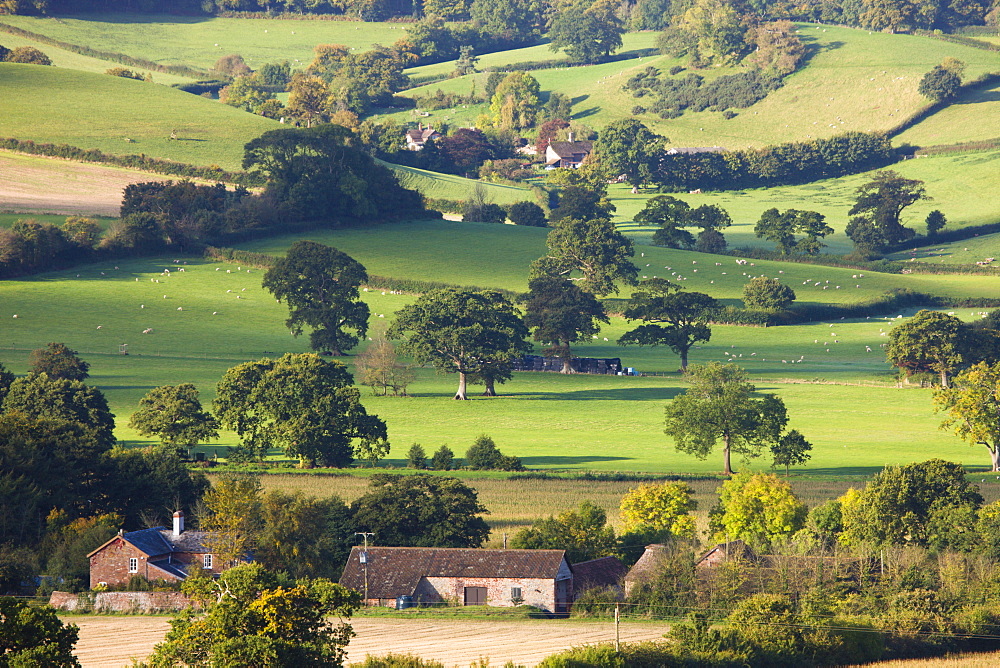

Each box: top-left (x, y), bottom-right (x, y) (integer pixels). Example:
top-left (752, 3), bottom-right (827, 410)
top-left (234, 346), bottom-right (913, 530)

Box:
top-left (69, 615), bottom-right (671, 667)
top-left (0, 151), bottom-right (163, 216)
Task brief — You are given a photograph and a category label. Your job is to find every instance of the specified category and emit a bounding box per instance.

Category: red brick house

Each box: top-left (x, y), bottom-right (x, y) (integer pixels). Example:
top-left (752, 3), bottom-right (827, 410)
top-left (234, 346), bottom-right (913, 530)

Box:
top-left (339, 547), bottom-right (573, 613)
top-left (87, 511), bottom-right (223, 589)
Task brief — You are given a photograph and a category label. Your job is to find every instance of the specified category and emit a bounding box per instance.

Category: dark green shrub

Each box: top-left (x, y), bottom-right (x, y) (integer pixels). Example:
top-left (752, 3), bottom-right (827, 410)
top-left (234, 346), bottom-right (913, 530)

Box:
top-left (406, 444), bottom-right (427, 469)
top-left (430, 445), bottom-right (454, 470)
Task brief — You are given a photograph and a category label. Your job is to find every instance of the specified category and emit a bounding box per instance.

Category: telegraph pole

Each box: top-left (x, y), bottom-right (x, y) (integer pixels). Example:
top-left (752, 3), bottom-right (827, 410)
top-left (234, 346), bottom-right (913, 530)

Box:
top-left (354, 532), bottom-right (374, 604)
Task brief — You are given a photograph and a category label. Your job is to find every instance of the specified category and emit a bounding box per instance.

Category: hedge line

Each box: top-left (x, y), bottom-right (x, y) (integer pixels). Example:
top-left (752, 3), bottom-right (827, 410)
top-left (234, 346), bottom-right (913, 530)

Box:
top-left (729, 246), bottom-right (1000, 276)
top-left (914, 29), bottom-right (1000, 52)
top-left (0, 22), bottom-right (212, 78)
top-left (0, 137), bottom-right (262, 186)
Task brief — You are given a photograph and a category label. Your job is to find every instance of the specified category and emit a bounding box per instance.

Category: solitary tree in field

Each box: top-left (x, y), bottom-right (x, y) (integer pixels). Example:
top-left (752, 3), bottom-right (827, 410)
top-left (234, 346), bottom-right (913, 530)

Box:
top-left (847, 170), bottom-right (927, 253)
top-left (925, 210), bottom-right (947, 237)
top-left (262, 241), bottom-right (369, 356)
top-left (770, 429), bottom-right (812, 477)
top-left (29, 342), bottom-right (90, 381)
top-left (523, 275), bottom-right (609, 374)
top-left (388, 289), bottom-right (529, 400)
top-left (934, 362), bottom-right (1000, 471)
top-left (665, 362), bottom-right (788, 475)
top-left (355, 338), bottom-right (413, 397)
top-left (886, 309), bottom-right (968, 387)
top-left (619, 279), bottom-right (717, 370)
top-left (754, 208), bottom-right (833, 255)
top-left (742, 276), bottom-right (796, 311)
top-left (129, 383), bottom-right (219, 457)
top-left (641, 196), bottom-right (695, 249)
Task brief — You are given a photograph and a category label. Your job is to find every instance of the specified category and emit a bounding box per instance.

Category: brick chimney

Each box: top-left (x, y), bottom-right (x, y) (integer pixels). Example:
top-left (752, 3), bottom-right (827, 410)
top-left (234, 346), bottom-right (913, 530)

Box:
top-left (568, 131), bottom-right (574, 143)
top-left (173, 510), bottom-right (184, 537)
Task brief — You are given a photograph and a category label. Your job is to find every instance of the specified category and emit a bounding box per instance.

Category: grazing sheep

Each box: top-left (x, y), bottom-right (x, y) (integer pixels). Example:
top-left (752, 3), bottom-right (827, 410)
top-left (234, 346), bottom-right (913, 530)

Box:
top-left (97, 326), bottom-right (102, 330)
top-left (177, 307), bottom-right (183, 311)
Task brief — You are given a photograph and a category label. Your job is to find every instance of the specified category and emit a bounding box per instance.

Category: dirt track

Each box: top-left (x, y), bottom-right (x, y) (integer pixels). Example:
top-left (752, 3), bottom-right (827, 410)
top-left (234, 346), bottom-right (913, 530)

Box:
top-left (0, 151), bottom-right (173, 217)
top-left (69, 615), bottom-right (672, 667)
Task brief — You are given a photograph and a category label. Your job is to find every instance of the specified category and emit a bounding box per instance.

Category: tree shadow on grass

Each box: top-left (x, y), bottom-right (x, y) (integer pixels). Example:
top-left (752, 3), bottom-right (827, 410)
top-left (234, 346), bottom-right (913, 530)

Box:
top-left (511, 386), bottom-right (682, 401)
top-left (519, 455), bottom-right (633, 466)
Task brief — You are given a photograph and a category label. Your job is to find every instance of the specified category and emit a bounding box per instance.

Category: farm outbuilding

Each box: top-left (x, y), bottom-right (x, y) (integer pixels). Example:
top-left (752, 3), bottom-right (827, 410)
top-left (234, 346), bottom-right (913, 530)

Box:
top-left (87, 511), bottom-right (226, 589)
top-left (339, 547), bottom-right (573, 613)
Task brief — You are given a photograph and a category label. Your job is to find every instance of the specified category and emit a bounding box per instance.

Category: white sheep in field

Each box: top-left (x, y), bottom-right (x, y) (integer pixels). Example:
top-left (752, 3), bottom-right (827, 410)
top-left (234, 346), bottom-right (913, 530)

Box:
top-left (97, 326), bottom-right (102, 330)
top-left (177, 307), bottom-right (183, 311)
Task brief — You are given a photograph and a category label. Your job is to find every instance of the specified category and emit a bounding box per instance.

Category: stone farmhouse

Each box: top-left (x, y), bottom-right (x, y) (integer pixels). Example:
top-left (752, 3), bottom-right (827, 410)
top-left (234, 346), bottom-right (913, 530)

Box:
top-left (339, 546), bottom-right (574, 613)
top-left (87, 511), bottom-right (223, 589)
top-left (545, 138), bottom-right (593, 169)
top-left (405, 124), bottom-right (441, 150)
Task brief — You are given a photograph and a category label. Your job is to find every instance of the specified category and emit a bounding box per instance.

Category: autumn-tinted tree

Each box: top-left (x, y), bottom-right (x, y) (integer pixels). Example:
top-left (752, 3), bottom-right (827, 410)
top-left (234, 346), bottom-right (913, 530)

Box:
top-left (355, 338), bottom-right (413, 397)
top-left (202, 472), bottom-right (263, 569)
top-left (387, 289), bottom-right (529, 400)
top-left (214, 353), bottom-right (388, 467)
top-left (665, 362), bottom-right (788, 475)
top-left (523, 275), bottom-right (609, 374)
top-left (532, 216), bottom-right (637, 296)
top-left (742, 276), bottom-right (796, 311)
top-left (886, 309), bottom-right (969, 387)
top-left (145, 564), bottom-right (360, 668)
top-left (487, 71), bottom-right (541, 130)
top-left (351, 474), bottom-right (490, 547)
top-left (549, 0), bottom-right (624, 64)
top-left (618, 278), bottom-right (717, 370)
top-left (128, 383), bottom-right (219, 457)
top-left (594, 119), bottom-right (665, 189)
top-left (263, 241), bottom-right (369, 356)
top-left (619, 482), bottom-right (697, 538)
top-left (6, 46), bottom-right (52, 65)
top-left (934, 362), bottom-right (1000, 471)
top-left (439, 128), bottom-right (498, 176)
top-left (510, 501), bottom-right (617, 562)
top-left (28, 342), bottom-right (89, 381)
top-left (710, 472), bottom-right (807, 551)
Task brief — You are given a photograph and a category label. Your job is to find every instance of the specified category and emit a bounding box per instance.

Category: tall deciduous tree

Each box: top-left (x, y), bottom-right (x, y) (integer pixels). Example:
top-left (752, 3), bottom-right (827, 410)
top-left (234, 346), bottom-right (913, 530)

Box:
top-left (710, 472), bottom-right (807, 551)
top-left (594, 119), bottom-right (665, 189)
top-left (202, 472), bottom-right (263, 569)
top-left (128, 383), bottom-right (219, 457)
top-left (28, 342), bottom-right (89, 381)
top-left (548, 0), bottom-right (624, 63)
top-left (934, 362), bottom-right (1000, 471)
top-left (2, 373), bottom-right (116, 449)
top-left (262, 241), bottom-right (369, 356)
top-left (523, 275), bottom-right (609, 374)
top-left (618, 278), bottom-right (717, 370)
top-left (619, 482), bottom-right (697, 538)
top-left (532, 217), bottom-right (637, 296)
top-left (214, 353), bottom-right (388, 467)
top-left (665, 362), bottom-right (788, 475)
top-left (847, 170), bottom-right (927, 253)
top-left (886, 309), bottom-right (968, 387)
top-left (387, 289), bottom-right (529, 400)
top-left (770, 429), bottom-right (812, 477)
top-left (256, 491), bottom-right (353, 579)
top-left (641, 196), bottom-right (695, 249)
top-left (510, 501), bottom-right (617, 563)
top-left (355, 338), bottom-right (413, 397)
top-left (350, 474), bottom-right (491, 548)
top-left (487, 71), bottom-right (541, 130)
top-left (754, 208), bottom-right (834, 255)
top-left (742, 276), bottom-right (796, 311)
top-left (0, 597), bottom-right (80, 667)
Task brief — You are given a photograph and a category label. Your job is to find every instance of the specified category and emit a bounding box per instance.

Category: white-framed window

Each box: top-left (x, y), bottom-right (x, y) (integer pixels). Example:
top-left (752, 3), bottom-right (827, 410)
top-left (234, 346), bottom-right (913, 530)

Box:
top-left (203, 554), bottom-right (213, 569)
top-left (128, 557), bottom-right (138, 573)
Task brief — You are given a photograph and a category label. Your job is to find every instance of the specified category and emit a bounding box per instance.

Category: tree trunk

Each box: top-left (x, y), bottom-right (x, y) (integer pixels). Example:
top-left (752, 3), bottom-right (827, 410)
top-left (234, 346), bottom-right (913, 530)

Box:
top-left (482, 377), bottom-right (497, 397)
top-left (560, 340), bottom-right (575, 374)
top-left (680, 347), bottom-right (689, 371)
top-left (722, 433), bottom-right (733, 476)
top-left (940, 368), bottom-right (949, 389)
top-left (454, 371), bottom-right (469, 400)
top-left (991, 445), bottom-right (1000, 472)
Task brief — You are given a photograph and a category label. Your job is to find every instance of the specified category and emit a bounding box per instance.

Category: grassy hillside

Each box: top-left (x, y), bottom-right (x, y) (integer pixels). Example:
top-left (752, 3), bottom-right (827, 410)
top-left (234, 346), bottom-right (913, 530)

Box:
top-left (0, 14), bottom-right (405, 70)
top-left (0, 250), bottom-right (991, 474)
top-left (0, 30), bottom-right (191, 84)
top-left (612, 150), bottom-right (1000, 253)
top-left (384, 25), bottom-right (999, 149)
top-left (390, 164), bottom-right (533, 204)
top-left (895, 80), bottom-right (1000, 147)
top-left (0, 63), bottom-right (277, 170)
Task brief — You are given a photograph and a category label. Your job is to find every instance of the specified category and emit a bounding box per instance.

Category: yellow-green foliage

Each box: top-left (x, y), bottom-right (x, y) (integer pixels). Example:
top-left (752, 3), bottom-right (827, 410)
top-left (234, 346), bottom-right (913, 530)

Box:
top-left (619, 481), bottom-right (697, 538)
top-left (715, 472), bottom-right (807, 548)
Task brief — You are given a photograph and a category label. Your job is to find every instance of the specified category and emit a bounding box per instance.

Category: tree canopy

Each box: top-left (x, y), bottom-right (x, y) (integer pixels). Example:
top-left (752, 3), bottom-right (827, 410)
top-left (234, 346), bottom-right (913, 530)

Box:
top-left (594, 119), bottom-right (665, 189)
top-left (846, 170), bottom-right (927, 254)
top-left (532, 216), bottom-right (637, 296)
top-left (886, 309), bottom-right (969, 387)
top-left (710, 472), bottom-right (807, 551)
top-left (3, 373), bottom-right (116, 449)
top-left (523, 274), bottom-right (609, 374)
top-left (28, 342), bottom-right (90, 381)
top-left (128, 383), bottom-right (218, 456)
top-left (934, 362), bottom-right (1000, 471)
top-left (350, 474), bottom-right (491, 548)
top-left (742, 276), bottom-right (796, 311)
top-left (548, 0), bottom-right (624, 64)
top-left (214, 353), bottom-right (388, 467)
top-left (0, 597), bottom-right (80, 667)
top-left (619, 482), bottom-right (697, 539)
top-left (262, 241), bottom-right (369, 355)
top-left (665, 362), bottom-right (788, 475)
top-left (754, 208), bottom-right (833, 255)
top-left (618, 278), bottom-right (718, 369)
top-left (510, 501), bottom-right (617, 563)
top-left (387, 289), bottom-right (529, 400)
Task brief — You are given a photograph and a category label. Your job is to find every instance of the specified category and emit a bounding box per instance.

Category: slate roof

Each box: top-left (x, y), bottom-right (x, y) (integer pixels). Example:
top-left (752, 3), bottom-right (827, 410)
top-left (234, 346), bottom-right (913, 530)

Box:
top-left (87, 527), bottom-right (213, 559)
top-left (149, 560), bottom-right (189, 580)
top-left (159, 529), bottom-right (211, 553)
top-left (339, 547), bottom-right (568, 600)
top-left (572, 556), bottom-right (628, 591)
top-left (120, 528), bottom-right (173, 557)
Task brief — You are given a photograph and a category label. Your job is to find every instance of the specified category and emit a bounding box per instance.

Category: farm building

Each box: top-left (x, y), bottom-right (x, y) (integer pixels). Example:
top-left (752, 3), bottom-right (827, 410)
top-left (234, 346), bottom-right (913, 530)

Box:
top-left (339, 546), bottom-right (573, 613)
top-left (545, 139), bottom-right (593, 169)
top-left (405, 124), bottom-right (441, 150)
top-left (87, 511), bottom-right (226, 589)
top-left (624, 541), bottom-right (759, 596)
top-left (571, 556), bottom-right (628, 594)
top-left (513, 354), bottom-right (623, 375)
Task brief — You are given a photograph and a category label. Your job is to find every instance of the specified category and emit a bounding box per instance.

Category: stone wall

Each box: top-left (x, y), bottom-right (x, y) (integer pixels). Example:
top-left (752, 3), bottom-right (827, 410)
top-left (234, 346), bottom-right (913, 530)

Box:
top-left (49, 591), bottom-right (195, 613)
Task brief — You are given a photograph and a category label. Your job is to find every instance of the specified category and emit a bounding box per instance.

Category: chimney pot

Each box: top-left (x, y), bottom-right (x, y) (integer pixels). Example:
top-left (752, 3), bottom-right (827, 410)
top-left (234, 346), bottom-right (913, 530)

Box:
top-left (173, 510), bottom-right (184, 537)
top-left (568, 131), bottom-right (574, 142)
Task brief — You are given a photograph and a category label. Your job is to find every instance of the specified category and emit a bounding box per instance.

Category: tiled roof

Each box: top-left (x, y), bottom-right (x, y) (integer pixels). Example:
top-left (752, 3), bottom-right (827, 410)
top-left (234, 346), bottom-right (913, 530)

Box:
top-left (340, 547), bottom-right (567, 600)
top-left (160, 529), bottom-right (211, 554)
top-left (572, 556), bottom-right (628, 591)
top-left (149, 559), bottom-right (189, 580)
top-left (624, 544), bottom-right (669, 583)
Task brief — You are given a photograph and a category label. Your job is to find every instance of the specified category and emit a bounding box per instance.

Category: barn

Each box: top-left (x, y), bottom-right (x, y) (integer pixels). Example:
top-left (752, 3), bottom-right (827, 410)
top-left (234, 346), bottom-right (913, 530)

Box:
top-left (339, 546), bottom-right (573, 613)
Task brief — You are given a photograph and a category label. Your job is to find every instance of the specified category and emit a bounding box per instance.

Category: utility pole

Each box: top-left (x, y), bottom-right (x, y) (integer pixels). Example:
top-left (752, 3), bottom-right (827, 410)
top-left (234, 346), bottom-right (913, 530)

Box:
top-left (354, 532), bottom-right (374, 604)
top-left (614, 602), bottom-right (620, 652)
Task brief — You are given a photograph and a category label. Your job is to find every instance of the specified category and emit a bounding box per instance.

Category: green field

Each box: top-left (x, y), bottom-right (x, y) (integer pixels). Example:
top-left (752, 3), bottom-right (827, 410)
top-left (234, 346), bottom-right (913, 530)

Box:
top-left (384, 25), bottom-right (1000, 149)
top-left (886, 232), bottom-right (1000, 265)
top-left (0, 63), bottom-right (277, 170)
top-left (390, 164), bottom-right (533, 204)
top-left (896, 81), bottom-right (1000, 147)
top-left (0, 14), bottom-right (406, 71)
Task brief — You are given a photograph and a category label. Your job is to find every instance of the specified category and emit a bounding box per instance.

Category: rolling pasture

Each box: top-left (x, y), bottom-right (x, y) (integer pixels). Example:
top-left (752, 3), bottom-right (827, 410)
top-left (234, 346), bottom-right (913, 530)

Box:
top-left (0, 220), bottom-right (995, 478)
top-left (0, 64), bottom-right (277, 171)
top-left (0, 14), bottom-right (406, 71)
